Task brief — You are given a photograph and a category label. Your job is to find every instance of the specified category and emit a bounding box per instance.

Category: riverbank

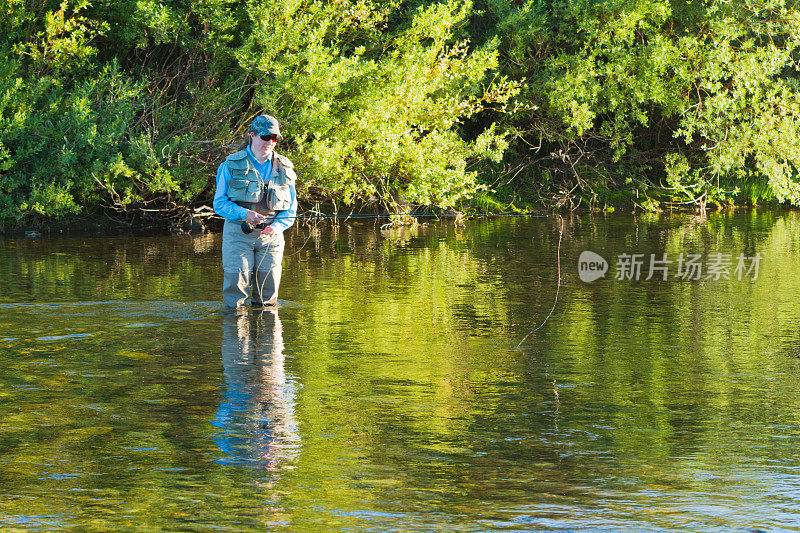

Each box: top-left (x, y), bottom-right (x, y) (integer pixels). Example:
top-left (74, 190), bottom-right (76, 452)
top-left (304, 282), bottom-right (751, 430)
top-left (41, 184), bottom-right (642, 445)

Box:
top-left (2, 196), bottom-right (786, 238)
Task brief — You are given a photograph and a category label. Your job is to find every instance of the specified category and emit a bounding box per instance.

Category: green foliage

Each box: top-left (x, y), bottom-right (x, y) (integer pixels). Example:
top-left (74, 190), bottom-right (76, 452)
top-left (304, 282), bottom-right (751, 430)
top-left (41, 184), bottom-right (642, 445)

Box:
top-left (4, 0), bottom-right (800, 223)
top-left (662, 0), bottom-right (800, 206)
top-left (0, 0), bottom-right (252, 222)
top-left (237, 0), bottom-right (518, 207)
top-left (481, 0), bottom-right (800, 210)
top-left (0, 58), bottom-right (142, 218)
top-left (1, 0), bottom-right (517, 223)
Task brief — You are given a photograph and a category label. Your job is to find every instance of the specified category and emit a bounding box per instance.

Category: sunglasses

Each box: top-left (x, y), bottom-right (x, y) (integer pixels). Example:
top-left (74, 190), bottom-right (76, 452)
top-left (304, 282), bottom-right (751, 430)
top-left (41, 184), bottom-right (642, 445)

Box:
top-left (257, 134), bottom-right (279, 142)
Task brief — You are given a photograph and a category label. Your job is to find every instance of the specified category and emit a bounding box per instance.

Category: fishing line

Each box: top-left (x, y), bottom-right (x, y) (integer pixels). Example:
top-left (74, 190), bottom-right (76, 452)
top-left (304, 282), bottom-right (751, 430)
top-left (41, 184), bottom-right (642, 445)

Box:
top-left (248, 210), bottom-right (565, 343)
top-left (283, 226), bottom-right (316, 258)
top-left (252, 213), bottom-right (279, 306)
top-left (515, 213), bottom-right (563, 349)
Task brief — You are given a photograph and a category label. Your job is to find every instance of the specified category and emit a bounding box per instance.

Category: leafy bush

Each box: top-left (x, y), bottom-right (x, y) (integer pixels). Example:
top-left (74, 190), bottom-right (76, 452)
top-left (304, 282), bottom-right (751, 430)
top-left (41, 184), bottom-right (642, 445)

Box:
top-left (480, 0), bottom-right (800, 210)
top-left (237, 0), bottom-right (518, 208)
top-left (3, 0), bottom-right (800, 224)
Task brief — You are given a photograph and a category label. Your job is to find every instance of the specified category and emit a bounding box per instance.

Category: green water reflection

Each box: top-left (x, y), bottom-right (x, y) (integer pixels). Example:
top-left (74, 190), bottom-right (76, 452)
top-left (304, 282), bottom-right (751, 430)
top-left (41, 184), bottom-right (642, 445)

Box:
top-left (0, 211), bottom-right (799, 531)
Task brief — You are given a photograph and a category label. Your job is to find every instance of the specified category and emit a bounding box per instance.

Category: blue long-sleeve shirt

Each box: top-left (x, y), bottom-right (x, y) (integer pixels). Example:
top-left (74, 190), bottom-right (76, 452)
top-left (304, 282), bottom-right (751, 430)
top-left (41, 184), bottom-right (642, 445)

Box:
top-left (213, 146), bottom-right (297, 232)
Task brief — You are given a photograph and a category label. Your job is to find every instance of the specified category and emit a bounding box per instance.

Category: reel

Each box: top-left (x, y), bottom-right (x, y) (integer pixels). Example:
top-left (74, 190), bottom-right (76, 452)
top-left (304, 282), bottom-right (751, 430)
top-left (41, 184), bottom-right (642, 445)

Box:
top-left (241, 221), bottom-right (267, 234)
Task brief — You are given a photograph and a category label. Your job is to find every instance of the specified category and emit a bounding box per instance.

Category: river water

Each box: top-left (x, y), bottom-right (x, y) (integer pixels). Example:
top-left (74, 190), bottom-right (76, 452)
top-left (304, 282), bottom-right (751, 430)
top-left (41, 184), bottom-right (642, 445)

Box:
top-left (0, 210), bottom-right (798, 531)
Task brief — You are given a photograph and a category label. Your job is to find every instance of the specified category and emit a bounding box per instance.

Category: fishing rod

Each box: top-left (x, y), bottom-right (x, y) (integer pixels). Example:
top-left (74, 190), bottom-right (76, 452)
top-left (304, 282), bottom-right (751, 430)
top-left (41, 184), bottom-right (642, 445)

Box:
top-left (249, 210), bottom-right (564, 347)
top-left (240, 210), bottom-right (556, 233)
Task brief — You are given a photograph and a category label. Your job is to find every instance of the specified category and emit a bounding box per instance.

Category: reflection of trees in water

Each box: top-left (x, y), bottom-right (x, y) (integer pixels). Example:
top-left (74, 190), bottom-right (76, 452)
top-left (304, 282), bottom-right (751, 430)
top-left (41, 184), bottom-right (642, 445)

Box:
top-left (214, 309), bottom-right (300, 472)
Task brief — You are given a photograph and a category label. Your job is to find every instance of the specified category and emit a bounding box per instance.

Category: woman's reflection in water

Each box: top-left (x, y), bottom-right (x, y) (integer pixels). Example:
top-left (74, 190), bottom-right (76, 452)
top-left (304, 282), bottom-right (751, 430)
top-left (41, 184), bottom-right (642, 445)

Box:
top-left (214, 309), bottom-right (300, 473)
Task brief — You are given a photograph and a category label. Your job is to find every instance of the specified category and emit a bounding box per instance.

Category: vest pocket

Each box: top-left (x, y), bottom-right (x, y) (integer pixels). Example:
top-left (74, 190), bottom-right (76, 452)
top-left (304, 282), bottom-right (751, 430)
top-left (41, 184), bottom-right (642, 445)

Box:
top-left (228, 178), bottom-right (262, 203)
top-left (267, 184), bottom-right (293, 211)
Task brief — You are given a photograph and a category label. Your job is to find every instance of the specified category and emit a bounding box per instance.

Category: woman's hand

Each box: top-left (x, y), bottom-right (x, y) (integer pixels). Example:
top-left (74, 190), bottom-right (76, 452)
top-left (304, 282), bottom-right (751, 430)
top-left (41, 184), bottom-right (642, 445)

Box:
top-left (260, 225), bottom-right (276, 237)
top-left (246, 210), bottom-right (264, 224)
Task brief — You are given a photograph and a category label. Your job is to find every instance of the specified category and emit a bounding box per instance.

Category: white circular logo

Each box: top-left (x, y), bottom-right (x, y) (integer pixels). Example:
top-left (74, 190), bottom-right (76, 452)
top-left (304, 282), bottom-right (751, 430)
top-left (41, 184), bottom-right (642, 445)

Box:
top-left (578, 251), bottom-right (608, 282)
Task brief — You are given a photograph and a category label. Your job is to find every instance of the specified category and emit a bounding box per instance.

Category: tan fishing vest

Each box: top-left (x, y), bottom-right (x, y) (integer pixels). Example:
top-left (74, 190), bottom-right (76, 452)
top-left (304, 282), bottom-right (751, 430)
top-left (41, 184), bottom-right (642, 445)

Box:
top-left (224, 149), bottom-right (295, 217)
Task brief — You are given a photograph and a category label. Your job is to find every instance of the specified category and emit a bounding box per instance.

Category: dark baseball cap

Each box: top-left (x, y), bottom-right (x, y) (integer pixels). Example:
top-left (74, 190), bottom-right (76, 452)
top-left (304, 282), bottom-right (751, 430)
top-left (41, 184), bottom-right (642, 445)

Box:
top-left (250, 115), bottom-right (283, 140)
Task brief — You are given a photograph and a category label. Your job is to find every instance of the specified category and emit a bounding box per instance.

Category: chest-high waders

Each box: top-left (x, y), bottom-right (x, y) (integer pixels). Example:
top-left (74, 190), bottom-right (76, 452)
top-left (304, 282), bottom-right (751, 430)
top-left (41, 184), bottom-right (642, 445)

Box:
top-left (221, 150), bottom-right (296, 307)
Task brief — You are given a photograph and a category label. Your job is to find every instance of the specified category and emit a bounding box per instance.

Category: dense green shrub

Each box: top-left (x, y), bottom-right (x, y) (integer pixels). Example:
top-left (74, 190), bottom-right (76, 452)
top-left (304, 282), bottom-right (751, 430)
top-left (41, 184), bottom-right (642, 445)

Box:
top-left (480, 0), bottom-right (800, 210)
top-left (0, 1), bottom-right (136, 219)
top-left (237, 0), bottom-right (518, 207)
top-left (0, 0), bottom-right (251, 223)
top-left (0, 0), bottom-right (516, 223)
top-left (2, 0), bottom-right (800, 224)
